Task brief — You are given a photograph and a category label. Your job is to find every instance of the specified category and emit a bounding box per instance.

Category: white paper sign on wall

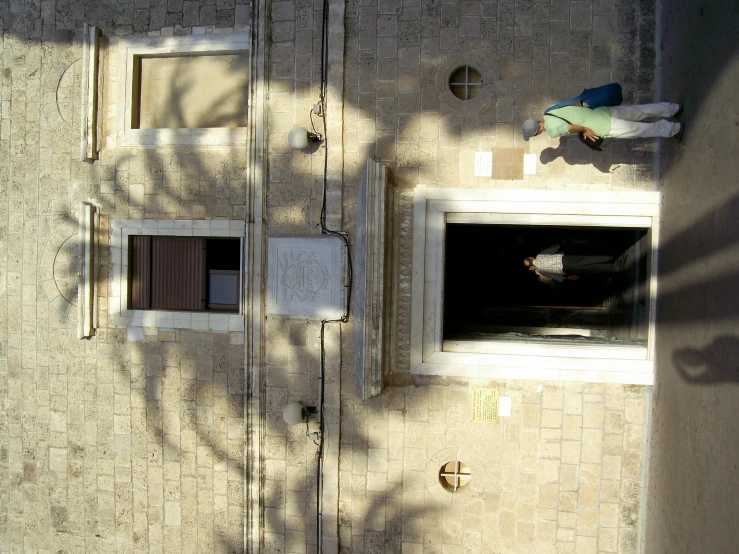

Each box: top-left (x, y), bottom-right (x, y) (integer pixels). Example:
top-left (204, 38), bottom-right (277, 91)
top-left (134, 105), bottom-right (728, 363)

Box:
top-left (524, 153), bottom-right (537, 175)
top-left (499, 396), bottom-right (512, 417)
top-left (474, 151), bottom-right (493, 177)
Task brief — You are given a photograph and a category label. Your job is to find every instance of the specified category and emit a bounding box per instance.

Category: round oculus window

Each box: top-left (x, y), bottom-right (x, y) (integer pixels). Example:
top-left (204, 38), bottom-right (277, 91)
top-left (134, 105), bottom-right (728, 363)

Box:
top-left (439, 461), bottom-right (472, 492)
top-left (448, 66), bottom-right (483, 100)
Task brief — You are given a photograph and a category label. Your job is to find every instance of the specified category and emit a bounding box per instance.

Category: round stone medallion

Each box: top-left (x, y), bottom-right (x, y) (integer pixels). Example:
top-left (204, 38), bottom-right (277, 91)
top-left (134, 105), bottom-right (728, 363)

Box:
top-left (41, 231), bottom-right (81, 317)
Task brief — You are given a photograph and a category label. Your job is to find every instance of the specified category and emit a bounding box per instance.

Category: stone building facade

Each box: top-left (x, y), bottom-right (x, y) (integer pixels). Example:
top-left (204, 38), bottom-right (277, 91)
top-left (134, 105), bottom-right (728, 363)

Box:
top-left (0, 0), bottom-right (657, 553)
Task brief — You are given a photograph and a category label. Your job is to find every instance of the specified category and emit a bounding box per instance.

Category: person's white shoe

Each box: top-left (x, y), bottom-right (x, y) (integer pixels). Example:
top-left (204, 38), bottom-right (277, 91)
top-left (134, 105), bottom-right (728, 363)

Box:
top-left (672, 122), bottom-right (684, 142)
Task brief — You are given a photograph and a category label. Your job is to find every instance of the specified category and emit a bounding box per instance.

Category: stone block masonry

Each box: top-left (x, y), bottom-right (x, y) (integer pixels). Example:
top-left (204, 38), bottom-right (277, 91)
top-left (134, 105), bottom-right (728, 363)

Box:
top-left (0, 1), bottom-right (252, 551)
top-left (0, 0), bottom-right (659, 552)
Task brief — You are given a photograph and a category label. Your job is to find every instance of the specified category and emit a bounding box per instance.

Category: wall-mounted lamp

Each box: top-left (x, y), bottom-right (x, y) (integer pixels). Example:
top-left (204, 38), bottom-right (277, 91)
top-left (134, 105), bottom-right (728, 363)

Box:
top-left (288, 126), bottom-right (322, 150)
top-left (283, 402), bottom-right (318, 426)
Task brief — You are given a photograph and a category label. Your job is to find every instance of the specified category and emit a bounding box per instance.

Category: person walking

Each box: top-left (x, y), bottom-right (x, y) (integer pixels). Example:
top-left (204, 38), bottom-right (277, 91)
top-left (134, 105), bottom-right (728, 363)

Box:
top-left (523, 243), bottom-right (618, 283)
top-left (522, 102), bottom-right (683, 143)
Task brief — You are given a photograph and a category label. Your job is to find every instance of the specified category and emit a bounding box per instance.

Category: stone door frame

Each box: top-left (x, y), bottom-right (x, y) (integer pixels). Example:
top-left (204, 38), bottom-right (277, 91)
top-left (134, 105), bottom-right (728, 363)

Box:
top-left (410, 186), bottom-right (660, 385)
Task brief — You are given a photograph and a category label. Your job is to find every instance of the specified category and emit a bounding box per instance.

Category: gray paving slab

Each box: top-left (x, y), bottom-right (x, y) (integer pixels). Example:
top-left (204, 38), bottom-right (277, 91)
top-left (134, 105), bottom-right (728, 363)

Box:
top-left (644, 1), bottom-right (739, 553)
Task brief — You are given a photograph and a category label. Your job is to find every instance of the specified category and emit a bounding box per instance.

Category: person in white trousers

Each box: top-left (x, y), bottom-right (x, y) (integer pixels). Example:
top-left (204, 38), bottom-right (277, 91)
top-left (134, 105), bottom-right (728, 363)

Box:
top-left (522, 102), bottom-right (683, 143)
top-left (607, 103), bottom-right (682, 138)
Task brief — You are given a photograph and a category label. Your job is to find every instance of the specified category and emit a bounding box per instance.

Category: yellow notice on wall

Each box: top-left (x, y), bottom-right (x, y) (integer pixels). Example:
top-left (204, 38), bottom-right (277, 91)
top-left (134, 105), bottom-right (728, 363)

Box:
top-left (471, 388), bottom-right (500, 423)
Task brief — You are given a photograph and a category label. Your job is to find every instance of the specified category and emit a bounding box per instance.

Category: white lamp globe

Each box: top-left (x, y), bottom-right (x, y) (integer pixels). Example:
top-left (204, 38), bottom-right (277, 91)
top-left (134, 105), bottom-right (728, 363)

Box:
top-left (283, 402), bottom-right (305, 425)
top-left (288, 126), bottom-right (310, 150)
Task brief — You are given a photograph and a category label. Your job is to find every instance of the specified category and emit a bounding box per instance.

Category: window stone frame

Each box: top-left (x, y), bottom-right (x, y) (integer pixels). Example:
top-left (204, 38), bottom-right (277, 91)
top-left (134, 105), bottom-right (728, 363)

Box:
top-left (112, 33), bottom-right (250, 148)
top-left (410, 186), bottom-right (661, 385)
top-left (109, 219), bottom-right (245, 332)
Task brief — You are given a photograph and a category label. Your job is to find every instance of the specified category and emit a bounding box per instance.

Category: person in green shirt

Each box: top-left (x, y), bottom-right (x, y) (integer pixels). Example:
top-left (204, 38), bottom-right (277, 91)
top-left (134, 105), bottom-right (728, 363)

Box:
top-left (522, 102), bottom-right (683, 143)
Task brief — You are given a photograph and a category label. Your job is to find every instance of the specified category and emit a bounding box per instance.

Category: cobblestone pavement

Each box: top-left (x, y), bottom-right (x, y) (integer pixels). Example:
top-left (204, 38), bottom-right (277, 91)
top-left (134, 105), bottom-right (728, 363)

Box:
top-left (0, 0), bottom-right (662, 553)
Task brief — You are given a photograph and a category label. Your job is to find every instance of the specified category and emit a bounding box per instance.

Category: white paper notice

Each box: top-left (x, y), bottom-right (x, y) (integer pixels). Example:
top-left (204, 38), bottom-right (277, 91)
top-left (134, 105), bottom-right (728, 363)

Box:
top-left (499, 396), bottom-right (512, 417)
top-left (475, 151), bottom-right (493, 177)
top-left (523, 153), bottom-right (537, 175)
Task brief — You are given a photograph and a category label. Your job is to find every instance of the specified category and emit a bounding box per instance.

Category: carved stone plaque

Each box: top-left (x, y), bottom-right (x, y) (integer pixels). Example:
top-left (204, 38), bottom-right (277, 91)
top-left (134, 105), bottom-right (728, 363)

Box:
top-left (267, 236), bottom-right (345, 319)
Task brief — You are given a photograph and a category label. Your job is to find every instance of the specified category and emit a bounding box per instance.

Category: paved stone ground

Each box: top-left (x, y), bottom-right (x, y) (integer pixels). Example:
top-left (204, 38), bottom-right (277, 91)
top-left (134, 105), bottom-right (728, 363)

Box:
top-left (342, 0), bottom-right (659, 195)
top-left (0, 0), bottom-right (668, 553)
top-left (644, 1), bottom-right (739, 553)
top-left (336, 0), bottom-right (660, 553)
top-left (337, 380), bottom-right (649, 554)
top-left (0, 1), bottom-right (253, 553)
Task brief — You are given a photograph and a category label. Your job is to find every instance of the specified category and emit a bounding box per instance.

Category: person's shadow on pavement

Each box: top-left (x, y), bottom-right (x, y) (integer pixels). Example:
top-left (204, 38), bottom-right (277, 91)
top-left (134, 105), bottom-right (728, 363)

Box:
top-left (540, 142), bottom-right (614, 174)
top-left (539, 136), bottom-right (657, 174)
top-left (672, 336), bottom-right (739, 383)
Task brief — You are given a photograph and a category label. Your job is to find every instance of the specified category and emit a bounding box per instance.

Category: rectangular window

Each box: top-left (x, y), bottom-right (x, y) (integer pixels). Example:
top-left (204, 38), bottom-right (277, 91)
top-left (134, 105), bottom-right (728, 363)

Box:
top-left (133, 54), bottom-right (249, 130)
top-left (112, 33), bottom-right (250, 147)
top-left (128, 236), bottom-right (241, 312)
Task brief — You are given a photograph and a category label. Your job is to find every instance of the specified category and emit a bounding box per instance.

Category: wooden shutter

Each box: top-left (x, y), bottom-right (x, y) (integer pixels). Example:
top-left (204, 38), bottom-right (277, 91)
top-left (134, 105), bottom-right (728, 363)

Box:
top-left (151, 236), bottom-right (205, 310)
top-left (129, 236), bottom-right (205, 311)
top-left (130, 236), bottom-right (152, 309)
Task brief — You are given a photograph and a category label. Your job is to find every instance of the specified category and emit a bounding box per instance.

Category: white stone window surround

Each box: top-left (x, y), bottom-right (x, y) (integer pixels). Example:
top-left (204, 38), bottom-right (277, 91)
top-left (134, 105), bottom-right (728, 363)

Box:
top-left (113, 33), bottom-right (250, 147)
top-left (411, 187), bottom-right (660, 385)
top-left (110, 219), bottom-right (245, 332)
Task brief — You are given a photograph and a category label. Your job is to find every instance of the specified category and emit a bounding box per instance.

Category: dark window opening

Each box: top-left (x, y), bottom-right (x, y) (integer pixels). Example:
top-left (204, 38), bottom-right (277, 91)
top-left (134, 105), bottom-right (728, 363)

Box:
top-left (129, 236), bottom-right (241, 312)
top-left (443, 224), bottom-right (649, 345)
top-left (449, 66), bottom-right (483, 100)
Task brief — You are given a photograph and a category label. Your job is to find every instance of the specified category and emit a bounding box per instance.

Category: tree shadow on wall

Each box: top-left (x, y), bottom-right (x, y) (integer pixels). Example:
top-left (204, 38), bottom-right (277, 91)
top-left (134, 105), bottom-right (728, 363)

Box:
top-left (124, 334), bottom-right (247, 553)
top-left (7, 1), bottom-right (739, 553)
top-left (142, 58), bottom-right (249, 130)
top-left (553, 185), bottom-right (739, 329)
